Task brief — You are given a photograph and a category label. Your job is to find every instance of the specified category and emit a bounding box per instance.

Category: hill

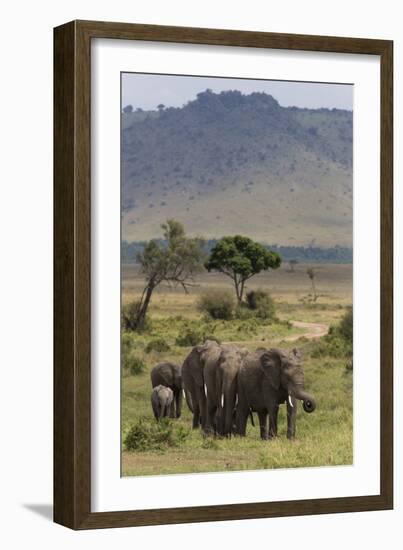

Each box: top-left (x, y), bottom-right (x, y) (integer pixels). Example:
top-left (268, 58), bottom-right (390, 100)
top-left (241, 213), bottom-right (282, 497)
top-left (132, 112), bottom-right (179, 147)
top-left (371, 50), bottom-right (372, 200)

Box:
top-left (122, 90), bottom-right (352, 246)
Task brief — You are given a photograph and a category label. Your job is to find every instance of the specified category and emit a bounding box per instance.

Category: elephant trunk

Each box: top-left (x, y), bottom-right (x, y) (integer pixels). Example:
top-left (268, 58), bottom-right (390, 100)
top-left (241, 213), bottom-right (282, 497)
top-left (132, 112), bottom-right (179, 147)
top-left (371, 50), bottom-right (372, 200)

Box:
top-left (291, 387), bottom-right (316, 413)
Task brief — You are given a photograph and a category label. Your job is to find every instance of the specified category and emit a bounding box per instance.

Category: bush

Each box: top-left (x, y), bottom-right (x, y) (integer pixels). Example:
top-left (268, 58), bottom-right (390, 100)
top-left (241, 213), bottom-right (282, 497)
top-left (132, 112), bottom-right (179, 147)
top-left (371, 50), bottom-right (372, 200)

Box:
top-left (124, 418), bottom-right (189, 452)
top-left (236, 318), bottom-right (259, 335)
top-left (175, 328), bottom-right (203, 347)
top-left (311, 336), bottom-right (349, 359)
top-left (198, 289), bottom-right (235, 320)
top-left (123, 349), bottom-right (146, 375)
top-left (175, 324), bottom-right (220, 347)
top-left (338, 306), bottom-right (353, 343)
top-left (122, 300), bottom-right (152, 332)
top-left (245, 290), bottom-right (276, 320)
top-left (234, 303), bottom-right (256, 320)
top-left (122, 332), bottom-right (135, 354)
top-left (145, 337), bottom-right (170, 354)
top-left (311, 307), bottom-right (353, 359)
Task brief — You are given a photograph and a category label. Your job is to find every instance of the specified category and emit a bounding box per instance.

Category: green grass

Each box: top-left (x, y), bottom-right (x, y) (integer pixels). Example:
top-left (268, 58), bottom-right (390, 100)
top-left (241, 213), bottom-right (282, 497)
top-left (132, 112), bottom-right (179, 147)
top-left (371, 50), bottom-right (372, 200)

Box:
top-left (121, 326), bottom-right (352, 476)
top-left (121, 263), bottom-right (352, 476)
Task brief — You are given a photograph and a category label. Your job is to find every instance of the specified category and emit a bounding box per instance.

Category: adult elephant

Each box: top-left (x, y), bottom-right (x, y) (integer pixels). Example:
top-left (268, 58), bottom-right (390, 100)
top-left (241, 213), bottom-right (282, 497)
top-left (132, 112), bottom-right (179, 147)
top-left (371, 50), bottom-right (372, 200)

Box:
top-left (236, 348), bottom-right (316, 440)
top-left (150, 362), bottom-right (183, 418)
top-left (204, 346), bottom-right (246, 436)
top-left (182, 340), bottom-right (222, 430)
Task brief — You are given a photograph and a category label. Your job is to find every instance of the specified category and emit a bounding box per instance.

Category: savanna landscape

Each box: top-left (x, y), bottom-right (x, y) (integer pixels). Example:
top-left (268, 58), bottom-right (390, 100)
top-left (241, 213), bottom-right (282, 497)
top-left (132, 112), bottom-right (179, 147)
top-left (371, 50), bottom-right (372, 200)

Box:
top-left (120, 77), bottom-right (353, 477)
top-left (121, 257), bottom-right (353, 476)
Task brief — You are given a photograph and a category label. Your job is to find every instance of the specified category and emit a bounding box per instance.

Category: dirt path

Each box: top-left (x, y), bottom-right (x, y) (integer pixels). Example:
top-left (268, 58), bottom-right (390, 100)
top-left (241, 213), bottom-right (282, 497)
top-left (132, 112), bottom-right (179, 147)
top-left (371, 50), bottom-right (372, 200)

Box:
top-left (223, 320), bottom-right (329, 347)
top-left (284, 320), bottom-right (329, 342)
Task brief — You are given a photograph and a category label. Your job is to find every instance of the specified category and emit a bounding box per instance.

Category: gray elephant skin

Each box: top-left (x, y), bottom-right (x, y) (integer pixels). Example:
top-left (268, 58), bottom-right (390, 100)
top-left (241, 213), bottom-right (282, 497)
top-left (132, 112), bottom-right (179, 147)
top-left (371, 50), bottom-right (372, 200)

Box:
top-left (182, 340), bottom-right (222, 430)
top-left (151, 385), bottom-right (174, 421)
top-left (236, 348), bottom-right (316, 440)
top-left (151, 362), bottom-right (183, 418)
top-left (204, 346), bottom-right (246, 436)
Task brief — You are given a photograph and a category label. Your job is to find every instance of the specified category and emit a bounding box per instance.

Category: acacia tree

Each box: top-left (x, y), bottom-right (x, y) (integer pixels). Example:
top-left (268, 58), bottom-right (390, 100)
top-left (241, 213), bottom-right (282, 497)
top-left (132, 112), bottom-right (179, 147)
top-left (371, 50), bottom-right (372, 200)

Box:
top-left (205, 235), bottom-right (281, 304)
top-left (126, 219), bottom-right (205, 330)
top-left (306, 267), bottom-right (318, 301)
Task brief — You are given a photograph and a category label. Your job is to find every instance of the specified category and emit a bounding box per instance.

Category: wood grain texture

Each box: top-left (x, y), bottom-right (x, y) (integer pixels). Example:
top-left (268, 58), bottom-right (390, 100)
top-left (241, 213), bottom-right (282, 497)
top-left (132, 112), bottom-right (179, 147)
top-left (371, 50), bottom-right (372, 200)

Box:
top-left (54, 21), bottom-right (76, 528)
top-left (54, 21), bottom-right (91, 528)
top-left (380, 41), bottom-right (393, 506)
top-left (54, 20), bottom-right (393, 530)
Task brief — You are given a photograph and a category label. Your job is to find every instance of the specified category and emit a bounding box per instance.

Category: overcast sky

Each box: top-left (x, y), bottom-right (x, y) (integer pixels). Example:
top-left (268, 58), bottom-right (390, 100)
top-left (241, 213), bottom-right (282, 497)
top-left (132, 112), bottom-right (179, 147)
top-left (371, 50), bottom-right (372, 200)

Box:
top-left (122, 72), bottom-right (353, 111)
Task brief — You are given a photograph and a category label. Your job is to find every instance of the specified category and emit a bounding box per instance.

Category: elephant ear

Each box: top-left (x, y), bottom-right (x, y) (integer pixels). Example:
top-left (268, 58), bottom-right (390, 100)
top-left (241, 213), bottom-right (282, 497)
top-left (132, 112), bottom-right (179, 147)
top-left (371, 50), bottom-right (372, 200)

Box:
top-left (260, 349), bottom-right (283, 390)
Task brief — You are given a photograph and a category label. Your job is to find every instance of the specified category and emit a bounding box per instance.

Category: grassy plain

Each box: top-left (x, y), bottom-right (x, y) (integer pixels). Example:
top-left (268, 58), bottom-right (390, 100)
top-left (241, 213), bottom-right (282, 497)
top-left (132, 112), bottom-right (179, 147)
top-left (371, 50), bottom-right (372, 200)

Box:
top-left (121, 262), bottom-right (353, 476)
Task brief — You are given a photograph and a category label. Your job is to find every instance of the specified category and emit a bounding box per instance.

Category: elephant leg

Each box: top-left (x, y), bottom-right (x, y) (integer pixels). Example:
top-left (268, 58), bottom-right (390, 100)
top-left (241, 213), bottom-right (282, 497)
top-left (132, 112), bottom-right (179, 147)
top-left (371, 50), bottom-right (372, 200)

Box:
top-left (175, 389), bottom-right (183, 418)
top-left (235, 408), bottom-right (248, 436)
top-left (195, 386), bottom-right (207, 430)
top-left (258, 411), bottom-right (268, 440)
top-left (169, 397), bottom-right (175, 418)
top-left (286, 397), bottom-right (297, 439)
top-left (192, 401), bottom-right (200, 429)
top-left (184, 389), bottom-right (194, 413)
top-left (268, 405), bottom-right (279, 439)
top-left (235, 387), bottom-right (248, 436)
top-left (216, 404), bottom-right (225, 436)
top-left (206, 401), bottom-right (217, 435)
top-left (224, 393), bottom-right (235, 437)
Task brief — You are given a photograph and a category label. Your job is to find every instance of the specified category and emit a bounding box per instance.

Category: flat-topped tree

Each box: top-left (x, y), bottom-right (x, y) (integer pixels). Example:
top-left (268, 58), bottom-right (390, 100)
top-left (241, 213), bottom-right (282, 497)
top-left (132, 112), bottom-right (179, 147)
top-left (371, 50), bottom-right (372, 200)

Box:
top-left (205, 235), bottom-right (281, 303)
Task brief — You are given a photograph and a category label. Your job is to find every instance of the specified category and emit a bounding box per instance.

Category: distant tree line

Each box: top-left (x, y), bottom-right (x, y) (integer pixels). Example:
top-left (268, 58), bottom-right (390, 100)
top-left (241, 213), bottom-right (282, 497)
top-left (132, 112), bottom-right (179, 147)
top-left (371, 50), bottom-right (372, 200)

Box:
top-left (122, 239), bottom-right (352, 265)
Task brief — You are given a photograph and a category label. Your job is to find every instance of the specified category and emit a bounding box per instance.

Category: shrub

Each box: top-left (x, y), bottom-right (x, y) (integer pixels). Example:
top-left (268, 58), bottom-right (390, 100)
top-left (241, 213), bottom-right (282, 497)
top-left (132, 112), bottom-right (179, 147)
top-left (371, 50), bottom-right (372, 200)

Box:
top-left (124, 418), bottom-right (189, 452)
top-left (175, 328), bottom-right (203, 347)
top-left (338, 306), bottom-right (353, 344)
top-left (145, 337), bottom-right (170, 354)
top-left (245, 289), bottom-right (276, 320)
top-left (311, 307), bottom-right (353, 359)
top-left (122, 332), bottom-right (136, 355)
top-left (235, 303), bottom-right (256, 320)
top-left (122, 300), bottom-right (152, 332)
top-left (175, 324), bottom-right (220, 347)
top-left (237, 318), bottom-right (259, 335)
top-left (123, 349), bottom-right (146, 375)
top-left (311, 336), bottom-right (349, 359)
top-left (197, 289), bottom-right (235, 320)
top-left (345, 359), bottom-right (353, 372)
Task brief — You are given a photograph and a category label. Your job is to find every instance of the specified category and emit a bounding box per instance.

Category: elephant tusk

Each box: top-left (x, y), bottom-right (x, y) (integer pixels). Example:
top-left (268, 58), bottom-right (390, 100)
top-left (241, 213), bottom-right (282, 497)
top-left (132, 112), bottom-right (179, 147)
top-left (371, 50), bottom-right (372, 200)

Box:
top-left (235, 394), bottom-right (238, 406)
top-left (288, 394), bottom-right (294, 408)
top-left (182, 389), bottom-right (185, 398)
top-left (204, 384), bottom-right (208, 397)
top-left (221, 393), bottom-right (224, 408)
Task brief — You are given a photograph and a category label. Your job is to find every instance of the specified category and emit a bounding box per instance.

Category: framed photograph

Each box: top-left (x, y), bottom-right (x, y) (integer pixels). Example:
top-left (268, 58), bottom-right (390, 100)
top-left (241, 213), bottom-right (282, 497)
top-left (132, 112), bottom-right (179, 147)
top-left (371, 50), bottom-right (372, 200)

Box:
top-left (54, 20), bottom-right (393, 529)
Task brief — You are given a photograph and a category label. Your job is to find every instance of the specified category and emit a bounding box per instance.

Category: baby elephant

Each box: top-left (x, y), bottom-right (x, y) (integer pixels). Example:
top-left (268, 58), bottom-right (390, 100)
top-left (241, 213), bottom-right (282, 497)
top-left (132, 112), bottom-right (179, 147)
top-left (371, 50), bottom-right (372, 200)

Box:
top-left (151, 385), bottom-right (174, 421)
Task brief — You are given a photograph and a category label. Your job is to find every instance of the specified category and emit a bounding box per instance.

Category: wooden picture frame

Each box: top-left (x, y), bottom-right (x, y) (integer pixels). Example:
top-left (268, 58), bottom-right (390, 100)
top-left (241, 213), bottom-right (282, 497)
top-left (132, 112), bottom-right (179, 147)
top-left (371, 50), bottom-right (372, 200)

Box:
top-left (54, 19), bottom-right (393, 529)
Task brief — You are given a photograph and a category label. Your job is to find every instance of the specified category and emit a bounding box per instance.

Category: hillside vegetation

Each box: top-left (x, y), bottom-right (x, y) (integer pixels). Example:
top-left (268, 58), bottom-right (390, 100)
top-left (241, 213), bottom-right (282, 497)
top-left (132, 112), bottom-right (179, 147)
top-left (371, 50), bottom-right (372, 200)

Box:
top-left (122, 90), bottom-right (352, 246)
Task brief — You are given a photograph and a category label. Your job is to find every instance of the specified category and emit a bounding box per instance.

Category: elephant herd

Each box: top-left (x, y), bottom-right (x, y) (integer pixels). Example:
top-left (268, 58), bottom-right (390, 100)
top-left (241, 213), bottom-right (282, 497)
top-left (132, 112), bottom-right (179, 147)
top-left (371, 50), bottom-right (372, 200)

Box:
top-left (150, 340), bottom-right (316, 440)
